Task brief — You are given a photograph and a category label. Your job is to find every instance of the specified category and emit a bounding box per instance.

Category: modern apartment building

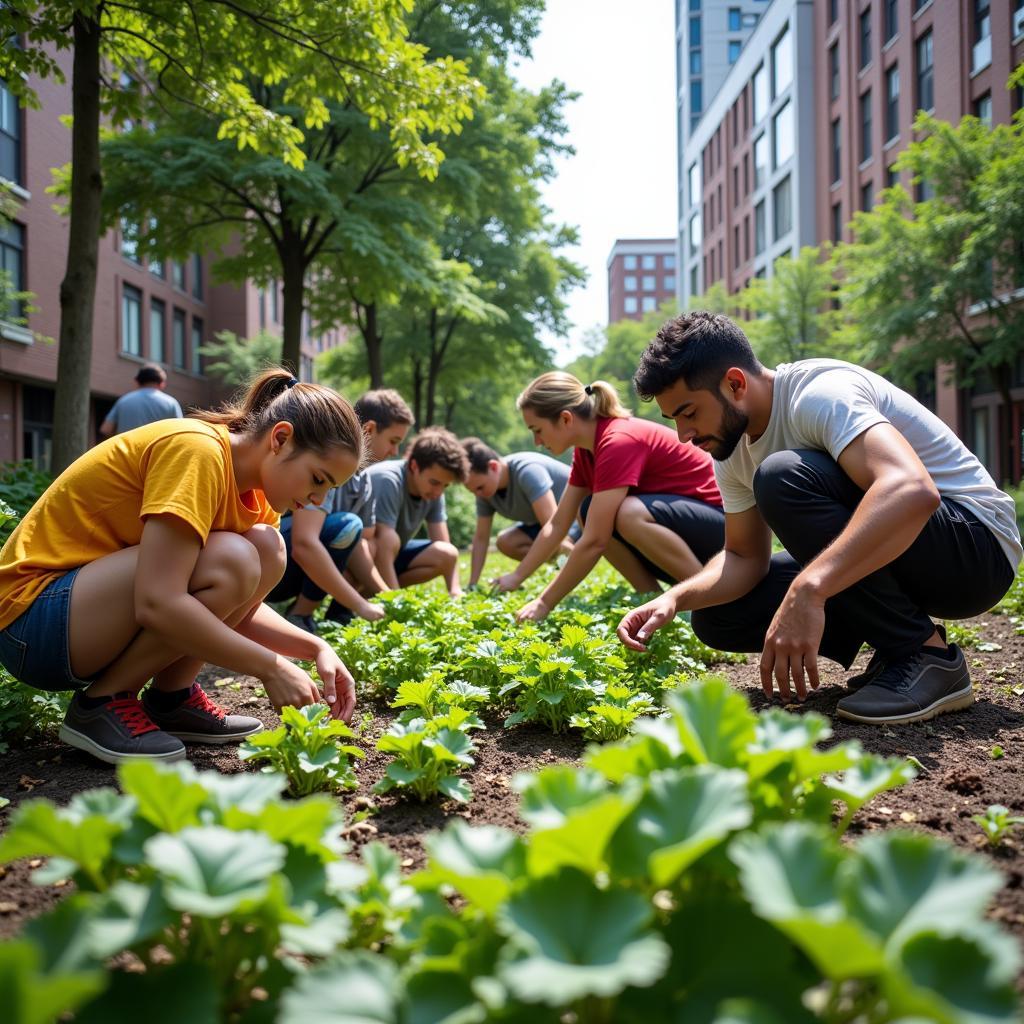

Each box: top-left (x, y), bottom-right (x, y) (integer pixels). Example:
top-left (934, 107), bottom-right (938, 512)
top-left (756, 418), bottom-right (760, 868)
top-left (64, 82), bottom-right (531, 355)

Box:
top-left (607, 239), bottom-right (678, 323)
top-left (678, 0), bottom-right (818, 306)
top-left (0, 48), bottom-right (345, 469)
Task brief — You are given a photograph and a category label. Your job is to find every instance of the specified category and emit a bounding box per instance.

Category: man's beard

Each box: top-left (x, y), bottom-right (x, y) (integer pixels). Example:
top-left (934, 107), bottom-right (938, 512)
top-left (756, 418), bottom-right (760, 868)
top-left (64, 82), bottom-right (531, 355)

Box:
top-left (696, 401), bottom-right (749, 462)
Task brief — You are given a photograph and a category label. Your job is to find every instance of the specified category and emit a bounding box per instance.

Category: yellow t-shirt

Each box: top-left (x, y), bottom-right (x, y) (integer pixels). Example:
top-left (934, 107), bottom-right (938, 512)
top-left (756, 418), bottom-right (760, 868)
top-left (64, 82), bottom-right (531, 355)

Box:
top-left (0, 419), bottom-right (280, 630)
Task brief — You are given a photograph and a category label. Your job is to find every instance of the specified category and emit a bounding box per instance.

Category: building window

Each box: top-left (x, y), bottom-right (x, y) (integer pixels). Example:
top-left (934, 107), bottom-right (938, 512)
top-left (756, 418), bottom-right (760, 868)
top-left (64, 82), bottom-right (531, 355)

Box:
top-left (687, 164), bottom-right (700, 208)
top-left (121, 219), bottom-right (141, 263)
top-left (691, 79), bottom-right (703, 114)
top-left (861, 179), bottom-right (875, 211)
top-left (0, 220), bottom-right (25, 321)
top-left (690, 49), bottom-right (702, 74)
top-left (642, 275), bottom-right (656, 291)
top-left (975, 92), bottom-right (992, 126)
top-left (624, 296), bottom-right (638, 314)
top-left (689, 212), bottom-right (702, 255)
top-left (624, 275), bottom-right (637, 291)
top-left (860, 90), bottom-right (873, 163)
top-left (728, 40), bottom-right (742, 64)
top-left (860, 7), bottom-right (872, 70)
top-left (173, 308), bottom-right (186, 368)
top-left (690, 15), bottom-right (701, 45)
top-left (690, 266), bottom-right (698, 295)
top-left (754, 133), bottom-right (767, 188)
top-left (624, 254), bottom-right (638, 270)
top-left (752, 64), bottom-right (768, 123)
top-left (0, 78), bottom-right (21, 185)
top-left (884, 0), bottom-right (898, 41)
top-left (149, 257), bottom-right (165, 279)
top-left (885, 66), bottom-right (900, 141)
top-left (830, 43), bottom-right (840, 101)
top-left (664, 253), bottom-right (676, 270)
top-left (974, 0), bottom-right (990, 44)
top-left (773, 101), bottom-right (794, 168)
top-left (916, 32), bottom-right (933, 113)
top-left (772, 27), bottom-right (792, 98)
top-left (830, 0), bottom-right (838, 24)
top-left (664, 275), bottom-right (676, 291)
top-left (122, 284), bottom-right (142, 356)
top-left (831, 117), bottom-right (842, 184)
top-left (916, 176), bottom-right (935, 202)
top-left (689, 0), bottom-right (700, 9)
top-left (886, 164), bottom-right (900, 189)
top-left (733, 226), bottom-right (740, 268)
top-left (773, 175), bottom-right (792, 240)
top-left (641, 296), bottom-right (657, 312)
top-left (171, 260), bottom-right (186, 290)
top-left (191, 317), bottom-right (204, 374)
top-left (637, 255), bottom-right (653, 271)
top-left (149, 298), bottom-right (165, 363)
top-left (191, 253), bottom-right (203, 300)
top-left (744, 215), bottom-right (750, 260)
top-left (755, 201), bottom-right (766, 254)
top-left (728, 7), bottom-right (742, 30)
top-left (832, 201), bottom-right (843, 242)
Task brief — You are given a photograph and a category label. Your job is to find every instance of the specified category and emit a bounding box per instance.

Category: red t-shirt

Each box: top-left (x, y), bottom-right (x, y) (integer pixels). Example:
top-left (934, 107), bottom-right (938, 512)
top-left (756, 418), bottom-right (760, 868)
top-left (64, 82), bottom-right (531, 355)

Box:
top-left (568, 417), bottom-right (722, 506)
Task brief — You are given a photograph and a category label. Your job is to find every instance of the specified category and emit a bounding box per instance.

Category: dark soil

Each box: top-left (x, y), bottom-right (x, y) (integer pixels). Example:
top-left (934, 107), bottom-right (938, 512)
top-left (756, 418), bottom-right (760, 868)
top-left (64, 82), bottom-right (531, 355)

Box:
top-left (1, 613), bottom-right (1022, 961)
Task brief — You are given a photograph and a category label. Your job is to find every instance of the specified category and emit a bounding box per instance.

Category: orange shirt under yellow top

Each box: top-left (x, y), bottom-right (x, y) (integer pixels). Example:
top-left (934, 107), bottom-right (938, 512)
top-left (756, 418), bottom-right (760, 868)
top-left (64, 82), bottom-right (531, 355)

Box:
top-left (0, 419), bottom-right (280, 630)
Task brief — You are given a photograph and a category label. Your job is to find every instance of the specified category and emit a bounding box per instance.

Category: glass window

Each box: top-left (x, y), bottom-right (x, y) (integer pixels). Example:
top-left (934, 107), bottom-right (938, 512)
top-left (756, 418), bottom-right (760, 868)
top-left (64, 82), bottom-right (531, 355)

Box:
top-left (624, 254), bottom-right (638, 270)
top-left (885, 0), bottom-right (898, 41)
top-left (641, 296), bottom-right (657, 312)
top-left (773, 175), bottom-right (792, 240)
top-left (121, 219), bottom-right (140, 263)
top-left (689, 0), bottom-right (700, 9)
top-left (861, 180), bottom-right (875, 211)
top-left (830, 0), bottom-right (838, 24)
top-left (149, 258), bottom-right (164, 279)
top-left (753, 64), bottom-right (768, 123)
top-left (689, 212), bottom-right (702, 255)
top-left (687, 163), bottom-right (700, 206)
top-left (624, 296), bottom-right (638, 314)
top-left (642, 275), bottom-right (657, 291)
top-left (690, 266), bottom-right (699, 295)
top-left (886, 164), bottom-right (900, 189)
top-left (664, 275), bottom-right (676, 291)
top-left (122, 284), bottom-right (142, 356)
top-left (832, 201), bottom-right (843, 242)
top-left (974, 0), bottom-right (990, 43)
top-left (664, 253), bottom-right (676, 270)
top-left (885, 66), bottom-right (900, 140)
top-left (754, 201), bottom-right (766, 254)
top-left (830, 43), bottom-right (840, 101)
top-left (860, 7), bottom-right (872, 69)
top-left (916, 32), bottom-right (933, 113)
top-left (728, 40), bottom-right (742, 64)
top-left (191, 253), bottom-right (203, 300)
top-left (690, 49), bottom-right (702, 75)
top-left (0, 78), bottom-right (21, 184)
top-left (624, 275), bottom-right (637, 291)
top-left (173, 308), bottom-right (186, 368)
top-left (916, 176), bottom-right (935, 202)
top-left (860, 89), bottom-right (873, 162)
top-left (149, 298), bottom-right (165, 363)
top-left (754, 133), bottom-right (768, 188)
top-left (975, 92), bottom-right (992, 125)
top-left (0, 220), bottom-right (25, 321)
top-left (642, 254), bottom-right (656, 270)
top-left (691, 79), bottom-right (703, 114)
top-left (728, 7), bottom-right (742, 30)
top-left (191, 317), bottom-right (204, 374)
top-left (831, 117), bottom-right (842, 184)
top-left (773, 101), bottom-right (794, 168)
top-left (690, 15), bottom-right (701, 45)
top-left (171, 260), bottom-right (185, 290)
top-left (772, 28), bottom-right (792, 97)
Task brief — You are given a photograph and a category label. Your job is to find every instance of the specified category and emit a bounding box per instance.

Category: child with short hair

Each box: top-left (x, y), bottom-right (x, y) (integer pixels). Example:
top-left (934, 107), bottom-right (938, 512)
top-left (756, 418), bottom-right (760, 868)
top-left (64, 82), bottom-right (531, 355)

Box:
top-left (366, 427), bottom-right (468, 596)
top-left (0, 369), bottom-right (363, 765)
top-left (268, 388), bottom-right (414, 632)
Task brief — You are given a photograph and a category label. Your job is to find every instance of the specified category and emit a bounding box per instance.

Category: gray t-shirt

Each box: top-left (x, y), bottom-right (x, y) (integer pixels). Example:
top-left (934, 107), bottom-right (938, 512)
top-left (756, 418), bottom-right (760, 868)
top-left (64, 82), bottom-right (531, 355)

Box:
top-left (476, 451), bottom-right (571, 524)
top-left (106, 387), bottom-right (183, 433)
top-left (366, 459), bottom-right (446, 547)
top-left (300, 469), bottom-right (375, 526)
top-left (715, 359), bottom-right (1023, 570)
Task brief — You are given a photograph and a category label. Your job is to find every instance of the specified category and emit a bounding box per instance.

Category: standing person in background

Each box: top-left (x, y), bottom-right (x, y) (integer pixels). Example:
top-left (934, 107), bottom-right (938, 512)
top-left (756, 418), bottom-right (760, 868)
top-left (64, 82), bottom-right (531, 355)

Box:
top-left (366, 428), bottom-right (468, 598)
top-left (268, 389), bottom-right (414, 632)
top-left (500, 372), bottom-right (725, 622)
top-left (99, 364), bottom-right (183, 437)
top-left (461, 437), bottom-right (579, 588)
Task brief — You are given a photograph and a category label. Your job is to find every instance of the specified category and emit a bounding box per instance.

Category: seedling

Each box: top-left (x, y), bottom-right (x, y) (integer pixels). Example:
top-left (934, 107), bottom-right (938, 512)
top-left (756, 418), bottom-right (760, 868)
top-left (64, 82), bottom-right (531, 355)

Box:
top-left (972, 804), bottom-right (1024, 848)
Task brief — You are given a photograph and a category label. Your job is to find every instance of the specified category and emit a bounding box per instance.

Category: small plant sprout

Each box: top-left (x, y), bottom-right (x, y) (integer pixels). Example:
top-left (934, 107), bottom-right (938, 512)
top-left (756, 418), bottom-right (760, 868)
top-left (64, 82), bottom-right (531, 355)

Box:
top-left (990, 745), bottom-right (1005, 760)
top-left (972, 804), bottom-right (1024, 848)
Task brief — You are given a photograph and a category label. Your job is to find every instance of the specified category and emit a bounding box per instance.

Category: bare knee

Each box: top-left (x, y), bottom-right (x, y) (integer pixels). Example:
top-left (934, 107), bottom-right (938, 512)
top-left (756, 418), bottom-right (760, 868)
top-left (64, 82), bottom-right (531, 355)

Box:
top-left (242, 524), bottom-right (287, 590)
top-left (434, 541), bottom-right (459, 566)
top-left (197, 532), bottom-right (263, 608)
top-left (496, 528), bottom-right (522, 558)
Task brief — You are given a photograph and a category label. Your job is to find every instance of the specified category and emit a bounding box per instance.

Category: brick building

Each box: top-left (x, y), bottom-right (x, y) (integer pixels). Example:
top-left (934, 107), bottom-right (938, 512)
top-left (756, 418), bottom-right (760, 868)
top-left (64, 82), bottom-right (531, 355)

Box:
top-left (0, 48), bottom-right (346, 470)
top-left (607, 239), bottom-right (678, 323)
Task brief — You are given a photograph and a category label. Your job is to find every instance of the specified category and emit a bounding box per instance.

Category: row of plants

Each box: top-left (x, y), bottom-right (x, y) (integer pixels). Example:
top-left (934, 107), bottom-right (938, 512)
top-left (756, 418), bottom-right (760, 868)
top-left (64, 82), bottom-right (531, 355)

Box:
top-left (1, 677), bottom-right (1018, 1023)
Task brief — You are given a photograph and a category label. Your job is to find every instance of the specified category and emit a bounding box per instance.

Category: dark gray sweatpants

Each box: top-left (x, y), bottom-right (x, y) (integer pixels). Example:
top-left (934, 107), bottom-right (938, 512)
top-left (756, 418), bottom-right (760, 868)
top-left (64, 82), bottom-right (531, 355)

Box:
top-left (691, 450), bottom-right (1015, 667)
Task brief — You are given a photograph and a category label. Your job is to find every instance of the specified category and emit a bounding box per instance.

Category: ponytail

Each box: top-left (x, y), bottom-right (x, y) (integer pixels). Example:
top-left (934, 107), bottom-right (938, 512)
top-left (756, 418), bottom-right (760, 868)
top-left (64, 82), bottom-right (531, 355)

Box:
top-left (517, 371), bottom-right (629, 422)
top-left (191, 367), bottom-right (365, 462)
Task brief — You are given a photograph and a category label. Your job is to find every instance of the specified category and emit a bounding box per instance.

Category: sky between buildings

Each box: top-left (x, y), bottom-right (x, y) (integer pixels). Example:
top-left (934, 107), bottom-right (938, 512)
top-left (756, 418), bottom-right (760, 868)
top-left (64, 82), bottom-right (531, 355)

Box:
top-left (512, 0), bottom-right (678, 364)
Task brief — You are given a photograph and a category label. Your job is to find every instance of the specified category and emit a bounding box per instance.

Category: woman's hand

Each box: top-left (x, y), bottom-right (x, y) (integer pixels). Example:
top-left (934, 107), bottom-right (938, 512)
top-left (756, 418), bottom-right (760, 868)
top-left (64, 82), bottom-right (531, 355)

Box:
top-left (616, 592), bottom-right (678, 652)
top-left (515, 597), bottom-right (550, 623)
top-left (314, 643), bottom-right (358, 722)
top-left (357, 600), bottom-right (386, 622)
top-left (493, 572), bottom-right (522, 593)
top-left (262, 656), bottom-right (324, 715)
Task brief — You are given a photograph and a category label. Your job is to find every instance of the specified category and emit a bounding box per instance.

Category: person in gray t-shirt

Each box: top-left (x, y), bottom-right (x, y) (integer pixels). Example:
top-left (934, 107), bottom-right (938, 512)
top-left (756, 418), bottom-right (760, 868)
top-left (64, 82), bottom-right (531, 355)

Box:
top-left (461, 438), bottom-right (581, 587)
top-left (366, 428), bottom-right (469, 597)
top-left (618, 311), bottom-right (1021, 729)
top-left (99, 363), bottom-right (182, 437)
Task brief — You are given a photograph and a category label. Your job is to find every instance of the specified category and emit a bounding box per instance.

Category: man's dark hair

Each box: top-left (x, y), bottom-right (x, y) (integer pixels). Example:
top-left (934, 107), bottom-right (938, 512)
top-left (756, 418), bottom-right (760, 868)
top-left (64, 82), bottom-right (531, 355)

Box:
top-left (633, 311), bottom-right (762, 400)
top-left (461, 437), bottom-right (500, 474)
top-left (135, 363), bottom-right (166, 386)
top-left (408, 427), bottom-right (469, 482)
top-left (353, 389), bottom-right (414, 429)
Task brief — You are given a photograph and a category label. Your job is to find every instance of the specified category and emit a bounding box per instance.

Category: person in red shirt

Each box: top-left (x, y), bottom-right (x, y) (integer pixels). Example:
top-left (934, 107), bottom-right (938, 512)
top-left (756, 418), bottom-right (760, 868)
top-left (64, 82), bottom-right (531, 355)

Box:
top-left (495, 371), bottom-right (724, 621)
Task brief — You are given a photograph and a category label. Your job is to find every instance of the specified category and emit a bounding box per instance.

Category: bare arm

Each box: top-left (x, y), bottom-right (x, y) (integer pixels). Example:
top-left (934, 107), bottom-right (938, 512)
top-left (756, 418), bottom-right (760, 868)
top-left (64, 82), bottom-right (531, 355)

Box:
top-left (469, 515), bottom-right (493, 586)
top-left (98, 418), bottom-right (115, 438)
top-left (499, 485), bottom-right (585, 588)
top-left (347, 534), bottom-right (390, 595)
top-left (529, 489), bottom-right (559, 527)
top-left (427, 520), bottom-right (451, 543)
top-left (374, 523), bottom-right (402, 590)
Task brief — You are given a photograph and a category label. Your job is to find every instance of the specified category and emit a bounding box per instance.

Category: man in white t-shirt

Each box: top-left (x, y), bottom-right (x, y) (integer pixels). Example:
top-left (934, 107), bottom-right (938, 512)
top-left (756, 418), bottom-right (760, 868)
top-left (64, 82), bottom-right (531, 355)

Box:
top-left (617, 311), bottom-right (1021, 726)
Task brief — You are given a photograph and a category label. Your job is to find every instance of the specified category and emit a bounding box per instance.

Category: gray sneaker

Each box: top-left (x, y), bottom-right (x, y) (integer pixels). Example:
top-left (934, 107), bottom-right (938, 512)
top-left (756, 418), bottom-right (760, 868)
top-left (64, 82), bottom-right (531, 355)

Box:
top-left (836, 642), bottom-right (973, 725)
top-left (846, 625), bottom-right (947, 691)
top-left (142, 683), bottom-right (264, 744)
top-left (60, 693), bottom-right (186, 765)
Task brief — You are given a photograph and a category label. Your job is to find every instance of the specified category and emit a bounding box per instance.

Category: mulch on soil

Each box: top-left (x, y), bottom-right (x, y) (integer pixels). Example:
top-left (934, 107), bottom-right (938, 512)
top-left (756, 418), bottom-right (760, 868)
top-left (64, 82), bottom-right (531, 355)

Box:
top-left (1, 611), bottom-right (1021, 958)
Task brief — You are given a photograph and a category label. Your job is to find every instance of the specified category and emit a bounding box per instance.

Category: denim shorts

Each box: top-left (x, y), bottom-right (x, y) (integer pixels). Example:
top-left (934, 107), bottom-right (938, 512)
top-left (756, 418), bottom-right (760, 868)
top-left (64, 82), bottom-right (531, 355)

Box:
top-left (0, 568), bottom-right (92, 692)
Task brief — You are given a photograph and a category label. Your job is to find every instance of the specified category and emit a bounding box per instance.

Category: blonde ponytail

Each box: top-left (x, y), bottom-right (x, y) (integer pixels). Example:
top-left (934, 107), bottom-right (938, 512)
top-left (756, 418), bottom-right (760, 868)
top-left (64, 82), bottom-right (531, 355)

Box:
top-left (517, 371), bottom-right (628, 422)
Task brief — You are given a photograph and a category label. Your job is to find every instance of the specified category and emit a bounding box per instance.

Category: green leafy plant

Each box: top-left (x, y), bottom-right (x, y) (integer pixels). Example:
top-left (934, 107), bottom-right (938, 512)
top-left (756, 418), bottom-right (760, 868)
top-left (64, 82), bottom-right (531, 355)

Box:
top-left (0, 675), bottom-right (69, 754)
top-left (570, 682), bottom-right (659, 742)
top-left (972, 804), bottom-right (1024, 848)
top-left (239, 703), bottom-right (364, 796)
top-left (0, 462), bottom-right (50, 543)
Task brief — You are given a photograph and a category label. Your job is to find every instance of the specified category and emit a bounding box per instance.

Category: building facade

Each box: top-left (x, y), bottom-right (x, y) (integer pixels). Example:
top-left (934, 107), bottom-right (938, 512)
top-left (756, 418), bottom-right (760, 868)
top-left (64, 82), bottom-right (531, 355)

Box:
top-left (607, 239), bottom-right (678, 323)
top-left (678, 0), bottom-right (818, 306)
top-left (0, 48), bottom-right (346, 470)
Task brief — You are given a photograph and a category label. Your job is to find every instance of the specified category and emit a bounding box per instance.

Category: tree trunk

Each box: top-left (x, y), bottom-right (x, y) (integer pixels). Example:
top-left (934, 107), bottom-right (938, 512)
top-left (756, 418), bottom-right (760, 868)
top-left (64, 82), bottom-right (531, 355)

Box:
top-left (411, 355), bottom-right (424, 427)
top-left (52, 13), bottom-right (102, 475)
top-left (995, 362), bottom-right (1015, 485)
top-left (279, 246), bottom-right (305, 374)
top-left (362, 302), bottom-right (384, 388)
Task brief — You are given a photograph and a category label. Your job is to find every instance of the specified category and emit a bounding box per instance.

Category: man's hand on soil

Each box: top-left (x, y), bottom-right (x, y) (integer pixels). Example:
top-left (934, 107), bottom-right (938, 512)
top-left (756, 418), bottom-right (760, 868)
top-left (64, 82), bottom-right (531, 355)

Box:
top-left (760, 585), bottom-right (826, 702)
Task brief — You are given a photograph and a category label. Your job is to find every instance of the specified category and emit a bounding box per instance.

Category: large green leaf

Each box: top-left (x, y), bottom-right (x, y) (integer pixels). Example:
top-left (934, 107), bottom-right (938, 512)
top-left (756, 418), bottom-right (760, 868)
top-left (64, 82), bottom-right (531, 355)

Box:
top-left (118, 760), bottom-right (209, 832)
top-left (278, 952), bottom-right (399, 1023)
top-left (0, 940), bottom-right (104, 1024)
top-left (426, 821), bottom-right (526, 915)
top-left (824, 757), bottom-right (917, 822)
top-left (228, 795), bottom-right (344, 859)
top-left (607, 767), bottom-right (751, 886)
top-left (145, 826), bottom-right (285, 917)
top-left (664, 677), bottom-right (756, 768)
top-left (74, 962), bottom-right (221, 1024)
top-left (585, 732), bottom-right (678, 783)
top-left (513, 766), bottom-right (607, 828)
top-left (405, 970), bottom-right (487, 1024)
top-left (730, 824), bottom-right (885, 979)
top-left (497, 867), bottom-right (670, 1004)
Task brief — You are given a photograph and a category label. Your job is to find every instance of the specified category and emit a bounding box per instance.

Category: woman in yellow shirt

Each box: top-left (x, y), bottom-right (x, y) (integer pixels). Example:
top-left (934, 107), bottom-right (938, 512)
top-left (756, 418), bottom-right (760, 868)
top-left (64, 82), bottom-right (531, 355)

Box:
top-left (0, 368), bottom-right (364, 765)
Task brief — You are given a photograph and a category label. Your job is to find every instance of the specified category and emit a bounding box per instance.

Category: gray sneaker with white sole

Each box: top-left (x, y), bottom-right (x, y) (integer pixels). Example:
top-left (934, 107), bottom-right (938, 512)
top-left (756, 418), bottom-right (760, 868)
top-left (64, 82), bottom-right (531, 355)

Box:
top-left (60, 692), bottom-right (186, 765)
top-left (142, 682), bottom-right (264, 744)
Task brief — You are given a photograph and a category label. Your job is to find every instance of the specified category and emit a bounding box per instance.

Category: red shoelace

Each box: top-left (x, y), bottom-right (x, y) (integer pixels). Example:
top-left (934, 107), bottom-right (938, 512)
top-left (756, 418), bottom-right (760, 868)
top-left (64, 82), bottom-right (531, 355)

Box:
top-left (184, 685), bottom-right (226, 721)
top-left (109, 696), bottom-right (160, 737)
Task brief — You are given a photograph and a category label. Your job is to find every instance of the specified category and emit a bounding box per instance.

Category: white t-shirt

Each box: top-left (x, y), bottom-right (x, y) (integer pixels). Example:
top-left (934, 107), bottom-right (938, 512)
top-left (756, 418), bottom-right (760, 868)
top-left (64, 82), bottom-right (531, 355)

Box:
top-left (714, 359), bottom-right (1022, 571)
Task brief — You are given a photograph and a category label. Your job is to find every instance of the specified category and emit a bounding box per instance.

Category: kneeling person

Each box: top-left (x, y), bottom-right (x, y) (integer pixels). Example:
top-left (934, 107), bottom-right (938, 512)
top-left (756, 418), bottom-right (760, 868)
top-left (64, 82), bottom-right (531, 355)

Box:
top-left (367, 428), bottom-right (468, 597)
